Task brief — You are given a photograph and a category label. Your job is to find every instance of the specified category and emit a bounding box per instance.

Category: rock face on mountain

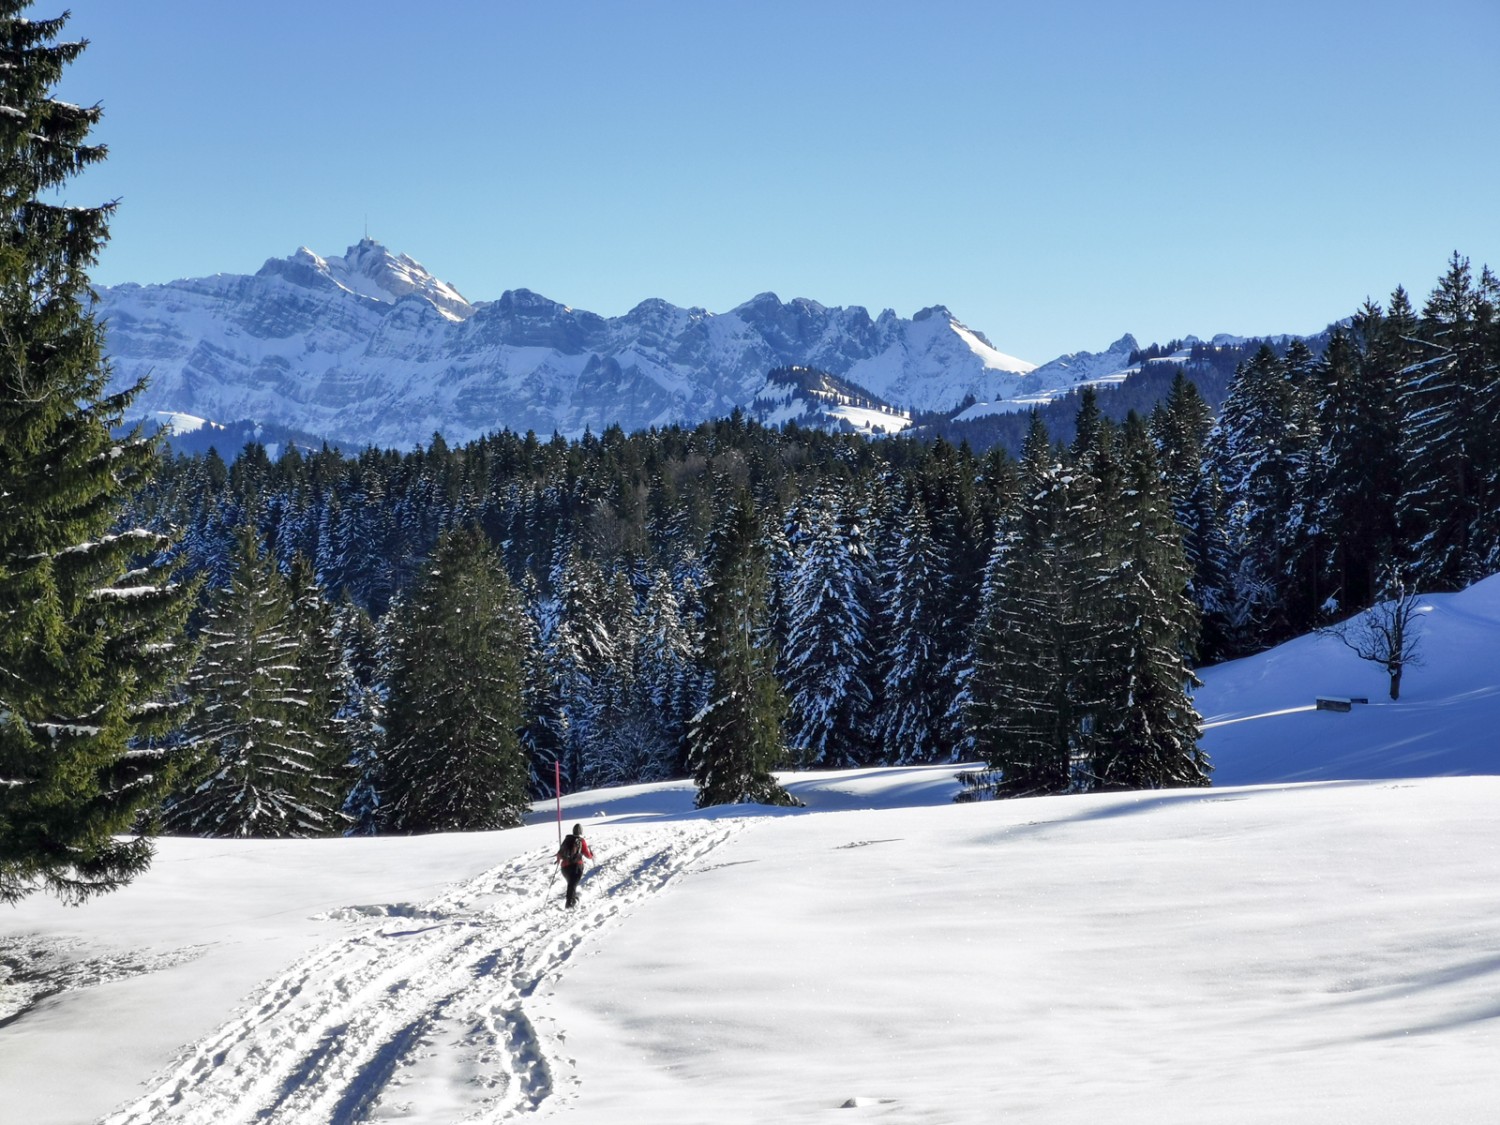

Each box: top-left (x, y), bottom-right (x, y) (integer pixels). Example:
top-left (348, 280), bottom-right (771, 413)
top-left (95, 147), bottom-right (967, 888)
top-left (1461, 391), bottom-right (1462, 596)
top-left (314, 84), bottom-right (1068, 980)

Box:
top-left (98, 240), bottom-right (1037, 447)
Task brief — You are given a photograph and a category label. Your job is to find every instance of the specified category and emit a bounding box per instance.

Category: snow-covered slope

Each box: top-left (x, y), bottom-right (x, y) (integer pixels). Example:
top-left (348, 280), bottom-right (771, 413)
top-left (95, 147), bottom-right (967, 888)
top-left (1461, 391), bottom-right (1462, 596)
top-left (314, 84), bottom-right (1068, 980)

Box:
top-left (97, 242), bottom-right (1037, 448)
top-left (3, 770), bottom-right (1498, 1124)
top-left (954, 332), bottom-right (1144, 419)
top-left (745, 365), bottom-right (912, 434)
top-left (7, 578), bottom-right (1500, 1123)
top-left (1195, 572), bottom-right (1500, 785)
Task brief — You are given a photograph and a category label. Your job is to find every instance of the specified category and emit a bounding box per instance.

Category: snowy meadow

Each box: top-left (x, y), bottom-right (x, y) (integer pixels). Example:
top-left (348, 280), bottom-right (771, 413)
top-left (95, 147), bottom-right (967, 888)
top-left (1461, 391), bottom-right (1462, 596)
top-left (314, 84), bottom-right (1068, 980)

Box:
top-left (3, 577), bottom-right (1500, 1124)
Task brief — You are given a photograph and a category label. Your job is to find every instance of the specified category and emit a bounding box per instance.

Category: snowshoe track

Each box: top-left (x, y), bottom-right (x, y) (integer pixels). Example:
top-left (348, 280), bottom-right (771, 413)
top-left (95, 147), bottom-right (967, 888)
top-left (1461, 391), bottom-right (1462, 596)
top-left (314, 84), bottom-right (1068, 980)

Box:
top-left (102, 821), bottom-right (740, 1124)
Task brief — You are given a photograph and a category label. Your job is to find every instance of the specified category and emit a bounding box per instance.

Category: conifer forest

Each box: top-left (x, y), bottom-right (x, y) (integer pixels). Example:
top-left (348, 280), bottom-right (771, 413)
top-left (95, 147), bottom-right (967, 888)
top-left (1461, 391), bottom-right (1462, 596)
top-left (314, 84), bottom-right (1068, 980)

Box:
top-left (112, 251), bottom-right (1498, 839)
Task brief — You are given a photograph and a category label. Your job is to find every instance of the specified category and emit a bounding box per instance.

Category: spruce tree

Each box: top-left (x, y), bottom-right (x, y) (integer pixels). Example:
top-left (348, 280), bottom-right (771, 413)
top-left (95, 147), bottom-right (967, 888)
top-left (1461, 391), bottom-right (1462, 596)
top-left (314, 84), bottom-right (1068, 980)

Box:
top-left (284, 557), bottom-right (353, 816)
top-left (687, 488), bottom-right (796, 808)
top-left (577, 569), bottom-right (667, 789)
top-left (0, 6), bottom-right (195, 902)
top-left (782, 487), bottom-right (876, 768)
top-left (1087, 416), bottom-right (1209, 790)
top-left (1150, 374), bottom-right (1233, 659)
top-left (1397, 255), bottom-right (1489, 587)
top-left (876, 490), bottom-right (952, 763)
top-left (1279, 340), bottom-right (1325, 634)
top-left (634, 567), bottom-right (697, 776)
top-left (520, 580), bottom-right (571, 799)
top-left (167, 529), bottom-right (344, 838)
top-left (1314, 321), bottom-right (1401, 616)
top-left (333, 598), bottom-right (384, 835)
top-left (965, 415), bottom-right (1082, 796)
top-left (379, 527), bottom-right (531, 832)
top-left (1211, 346), bottom-right (1304, 650)
top-left (546, 547), bottom-right (623, 789)
top-left (924, 439), bottom-right (1003, 757)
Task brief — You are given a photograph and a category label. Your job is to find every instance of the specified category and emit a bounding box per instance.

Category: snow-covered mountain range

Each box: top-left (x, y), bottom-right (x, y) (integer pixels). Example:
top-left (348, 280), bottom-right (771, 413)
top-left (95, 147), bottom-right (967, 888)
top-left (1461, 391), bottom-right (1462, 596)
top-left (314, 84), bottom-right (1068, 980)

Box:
top-left (98, 240), bottom-right (1042, 448)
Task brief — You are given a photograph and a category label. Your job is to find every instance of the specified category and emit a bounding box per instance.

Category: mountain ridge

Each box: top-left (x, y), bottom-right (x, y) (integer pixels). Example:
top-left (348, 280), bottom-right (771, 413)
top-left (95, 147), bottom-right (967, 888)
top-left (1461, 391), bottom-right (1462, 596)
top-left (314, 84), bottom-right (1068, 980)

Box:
top-left (101, 240), bottom-right (1304, 451)
top-left (95, 240), bottom-right (1063, 448)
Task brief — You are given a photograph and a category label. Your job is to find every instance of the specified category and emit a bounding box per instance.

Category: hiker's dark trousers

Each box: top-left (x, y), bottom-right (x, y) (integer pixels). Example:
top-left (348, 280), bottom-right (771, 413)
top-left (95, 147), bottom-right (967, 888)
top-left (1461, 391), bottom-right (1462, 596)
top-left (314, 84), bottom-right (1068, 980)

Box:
top-left (563, 863), bottom-right (584, 907)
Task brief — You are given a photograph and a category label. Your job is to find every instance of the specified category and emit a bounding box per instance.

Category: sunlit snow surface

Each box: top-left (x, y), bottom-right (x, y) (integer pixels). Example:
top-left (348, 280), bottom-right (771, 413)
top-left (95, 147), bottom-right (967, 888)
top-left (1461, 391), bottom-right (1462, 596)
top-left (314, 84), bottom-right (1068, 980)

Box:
top-left (152, 411), bottom-right (207, 435)
top-left (827, 402), bottom-right (911, 434)
top-left (4, 579), bottom-right (1500, 1122)
top-left (1196, 571), bottom-right (1500, 784)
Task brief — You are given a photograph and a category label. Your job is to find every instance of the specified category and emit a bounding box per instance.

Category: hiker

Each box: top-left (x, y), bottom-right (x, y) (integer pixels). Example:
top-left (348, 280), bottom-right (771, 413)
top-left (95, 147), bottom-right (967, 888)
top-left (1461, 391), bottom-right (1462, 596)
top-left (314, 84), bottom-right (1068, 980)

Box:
top-left (555, 822), bottom-right (594, 908)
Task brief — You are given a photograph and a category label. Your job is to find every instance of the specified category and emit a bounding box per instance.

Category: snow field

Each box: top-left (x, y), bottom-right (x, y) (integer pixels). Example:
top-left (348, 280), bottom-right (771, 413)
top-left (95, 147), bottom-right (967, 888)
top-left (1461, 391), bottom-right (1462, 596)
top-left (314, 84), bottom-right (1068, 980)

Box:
top-left (4, 775), bottom-right (1500, 1121)
top-left (1197, 573), bottom-right (1500, 784)
top-left (546, 780), bottom-right (1500, 1124)
top-left (92, 821), bottom-right (742, 1124)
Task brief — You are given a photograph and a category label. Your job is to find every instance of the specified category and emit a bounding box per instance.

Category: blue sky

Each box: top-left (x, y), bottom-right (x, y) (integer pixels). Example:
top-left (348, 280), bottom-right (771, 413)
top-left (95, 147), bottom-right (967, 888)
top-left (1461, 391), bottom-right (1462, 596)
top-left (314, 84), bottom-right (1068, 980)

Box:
top-left (55, 0), bottom-right (1500, 362)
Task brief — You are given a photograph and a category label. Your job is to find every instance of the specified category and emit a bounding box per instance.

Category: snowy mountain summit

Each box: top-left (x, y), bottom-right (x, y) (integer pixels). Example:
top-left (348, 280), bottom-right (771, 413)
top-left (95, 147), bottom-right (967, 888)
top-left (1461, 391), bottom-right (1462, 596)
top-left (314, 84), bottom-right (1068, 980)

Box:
top-left (268, 241), bottom-right (475, 321)
top-left (98, 241), bottom-right (1042, 448)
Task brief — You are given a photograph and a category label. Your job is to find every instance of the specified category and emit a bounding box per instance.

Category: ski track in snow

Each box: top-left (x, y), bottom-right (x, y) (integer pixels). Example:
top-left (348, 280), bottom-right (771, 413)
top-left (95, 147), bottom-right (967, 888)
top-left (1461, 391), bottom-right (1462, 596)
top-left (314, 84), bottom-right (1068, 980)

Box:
top-left (101, 821), bottom-right (740, 1125)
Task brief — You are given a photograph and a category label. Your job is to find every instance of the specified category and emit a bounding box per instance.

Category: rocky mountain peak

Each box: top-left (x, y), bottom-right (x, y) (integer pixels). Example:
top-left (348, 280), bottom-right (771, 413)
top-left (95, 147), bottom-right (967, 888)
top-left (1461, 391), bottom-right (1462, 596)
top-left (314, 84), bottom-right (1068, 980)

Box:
top-left (273, 239), bottom-right (474, 321)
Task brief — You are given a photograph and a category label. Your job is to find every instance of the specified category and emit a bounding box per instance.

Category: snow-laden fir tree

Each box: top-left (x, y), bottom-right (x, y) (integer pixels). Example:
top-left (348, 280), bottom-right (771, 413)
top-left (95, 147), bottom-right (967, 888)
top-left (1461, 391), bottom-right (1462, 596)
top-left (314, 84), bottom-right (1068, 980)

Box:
top-left (380, 526), bottom-right (532, 833)
top-left (1468, 272), bottom-right (1500, 573)
top-left (546, 547), bottom-right (623, 789)
top-left (633, 567), bottom-right (700, 778)
top-left (1149, 373), bottom-right (1233, 660)
top-left (323, 470), bottom-right (391, 611)
top-left (174, 448), bottom-right (240, 590)
top-left (1066, 395), bottom-right (1124, 775)
top-left (1278, 339), bottom-right (1328, 634)
top-left (287, 557), bottom-right (353, 816)
top-left (571, 568), bottom-right (672, 790)
top-left (1312, 320), bottom-right (1402, 616)
top-left (0, 5), bottom-right (196, 902)
top-left (965, 406), bottom-right (1208, 797)
top-left (1085, 415), bottom-right (1209, 790)
top-left (965, 415), bottom-right (1089, 796)
top-left (519, 576), bottom-right (570, 800)
top-left (876, 489), bottom-right (954, 763)
top-left (688, 487), bottom-right (796, 808)
top-left (781, 486), bottom-right (877, 768)
top-left (927, 437), bottom-right (1008, 759)
top-left (286, 555), bottom-right (347, 737)
top-left (1396, 254), bottom-right (1500, 587)
top-left (333, 598), bottom-right (384, 835)
top-left (1210, 345), bottom-right (1308, 651)
top-left (768, 493), bottom-right (808, 669)
top-left (166, 528), bottom-right (346, 837)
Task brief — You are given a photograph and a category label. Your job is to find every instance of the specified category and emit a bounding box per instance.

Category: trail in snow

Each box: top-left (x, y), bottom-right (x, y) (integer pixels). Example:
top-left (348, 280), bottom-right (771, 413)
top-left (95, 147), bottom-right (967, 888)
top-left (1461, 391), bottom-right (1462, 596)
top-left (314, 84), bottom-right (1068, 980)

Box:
top-left (101, 821), bottom-right (740, 1125)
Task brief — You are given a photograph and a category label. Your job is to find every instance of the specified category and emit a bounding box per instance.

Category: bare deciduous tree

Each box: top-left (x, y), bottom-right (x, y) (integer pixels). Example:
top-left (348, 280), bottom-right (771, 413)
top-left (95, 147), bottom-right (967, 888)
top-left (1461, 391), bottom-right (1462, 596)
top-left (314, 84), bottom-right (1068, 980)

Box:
top-left (1323, 572), bottom-right (1425, 700)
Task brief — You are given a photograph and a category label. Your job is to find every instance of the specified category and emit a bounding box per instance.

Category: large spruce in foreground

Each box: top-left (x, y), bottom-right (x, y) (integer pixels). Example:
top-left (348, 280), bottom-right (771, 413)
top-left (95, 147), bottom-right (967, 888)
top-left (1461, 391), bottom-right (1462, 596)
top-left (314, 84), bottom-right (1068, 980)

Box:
top-left (0, 5), bottom-right (194, 903)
